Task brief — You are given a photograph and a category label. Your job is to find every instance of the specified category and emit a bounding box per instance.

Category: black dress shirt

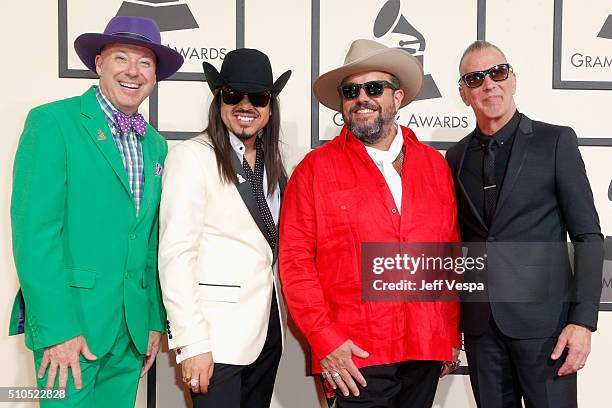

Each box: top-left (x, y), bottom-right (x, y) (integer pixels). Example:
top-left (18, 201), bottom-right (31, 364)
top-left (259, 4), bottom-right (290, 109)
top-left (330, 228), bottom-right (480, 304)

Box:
top-left (460, 110), bottom-right (521, 223)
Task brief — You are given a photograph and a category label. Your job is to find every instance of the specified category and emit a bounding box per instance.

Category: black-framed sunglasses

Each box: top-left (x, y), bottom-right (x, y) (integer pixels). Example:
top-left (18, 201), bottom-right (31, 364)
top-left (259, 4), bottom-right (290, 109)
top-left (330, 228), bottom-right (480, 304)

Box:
top-left (221, 87), bottom-right (271, 108)
top-left (459, 63), bottom-right (513, 88)
top-left (338, 80), bottom-right (398, 100)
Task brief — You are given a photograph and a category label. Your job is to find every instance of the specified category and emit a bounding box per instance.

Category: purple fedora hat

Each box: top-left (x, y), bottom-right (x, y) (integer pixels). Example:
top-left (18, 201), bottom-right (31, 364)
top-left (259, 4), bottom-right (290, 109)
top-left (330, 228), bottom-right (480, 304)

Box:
top-left (74, 16), bottom-right (184, 81)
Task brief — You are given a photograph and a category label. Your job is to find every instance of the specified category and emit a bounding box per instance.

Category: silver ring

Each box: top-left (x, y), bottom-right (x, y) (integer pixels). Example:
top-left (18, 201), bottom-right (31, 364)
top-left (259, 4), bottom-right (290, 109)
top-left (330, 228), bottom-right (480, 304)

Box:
top-left (190, 378), bottom-right (199, 387)
top-left (321, 371), bottom-right (329, 379)
top-left (332, 372), bottom-right (341, 379)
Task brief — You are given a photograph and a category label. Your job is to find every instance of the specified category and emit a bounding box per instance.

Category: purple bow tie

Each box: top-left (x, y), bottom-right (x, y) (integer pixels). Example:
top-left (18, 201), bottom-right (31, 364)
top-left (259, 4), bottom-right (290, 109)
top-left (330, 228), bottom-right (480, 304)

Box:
top-left (112, 110), bottom-right (147, 137)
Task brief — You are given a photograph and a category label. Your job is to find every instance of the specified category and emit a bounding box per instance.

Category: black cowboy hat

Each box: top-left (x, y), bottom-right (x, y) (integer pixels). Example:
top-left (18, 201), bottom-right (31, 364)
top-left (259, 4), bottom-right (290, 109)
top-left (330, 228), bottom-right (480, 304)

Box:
top-left (202, 48), bottom-right (291, 94)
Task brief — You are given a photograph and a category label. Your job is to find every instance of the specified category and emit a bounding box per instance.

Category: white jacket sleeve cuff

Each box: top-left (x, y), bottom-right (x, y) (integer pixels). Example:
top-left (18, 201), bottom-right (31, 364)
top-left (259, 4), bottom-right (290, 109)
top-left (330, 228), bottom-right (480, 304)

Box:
top-left (176, 339), bottom-right (211, 364)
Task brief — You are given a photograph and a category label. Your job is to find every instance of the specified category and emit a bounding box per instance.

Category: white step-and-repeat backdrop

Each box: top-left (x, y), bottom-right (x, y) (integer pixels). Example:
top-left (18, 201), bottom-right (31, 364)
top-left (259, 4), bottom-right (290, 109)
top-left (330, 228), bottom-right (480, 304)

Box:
top-left (1, 1), bottom-right (610, 407)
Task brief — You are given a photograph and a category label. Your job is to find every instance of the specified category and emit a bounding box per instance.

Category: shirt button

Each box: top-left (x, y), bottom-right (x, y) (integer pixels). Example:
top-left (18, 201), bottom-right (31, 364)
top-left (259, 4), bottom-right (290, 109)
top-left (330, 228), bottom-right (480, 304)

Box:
top-left (391, 209), bottom-right (397, 214)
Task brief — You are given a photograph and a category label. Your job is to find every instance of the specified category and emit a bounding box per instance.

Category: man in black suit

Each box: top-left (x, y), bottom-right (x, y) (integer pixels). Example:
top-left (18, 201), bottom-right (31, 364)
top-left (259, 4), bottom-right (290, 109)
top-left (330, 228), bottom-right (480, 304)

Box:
top-left (446, 40), bottom-right (604, 408)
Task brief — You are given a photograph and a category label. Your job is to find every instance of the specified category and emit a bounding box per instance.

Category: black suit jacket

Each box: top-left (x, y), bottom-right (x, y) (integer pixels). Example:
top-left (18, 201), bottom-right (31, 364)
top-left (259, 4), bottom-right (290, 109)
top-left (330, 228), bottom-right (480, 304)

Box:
top-left (446, 114), bottom-right (603, 338)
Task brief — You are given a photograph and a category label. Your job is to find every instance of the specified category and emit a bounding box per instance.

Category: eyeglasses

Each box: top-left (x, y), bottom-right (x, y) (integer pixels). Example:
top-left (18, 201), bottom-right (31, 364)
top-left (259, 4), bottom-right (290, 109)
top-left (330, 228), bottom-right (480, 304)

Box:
top-left (221, 87), bottom-right (271, 107)
top-left (459, 63), bottom-right (513, 88)
top-left (338, 80), bottom-right (398, 100)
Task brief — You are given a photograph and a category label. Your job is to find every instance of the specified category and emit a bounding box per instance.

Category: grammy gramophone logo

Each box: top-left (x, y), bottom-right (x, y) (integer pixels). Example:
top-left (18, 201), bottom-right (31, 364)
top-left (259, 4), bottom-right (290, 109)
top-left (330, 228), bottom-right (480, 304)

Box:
top-left (373, 0), bottom-right (441, 101)
top-left (115, 0), bottom-right (199, 32)
top-left (561, 6), bottom-right (612, 75)
top-left (598, 15), bottom-right (612, 40)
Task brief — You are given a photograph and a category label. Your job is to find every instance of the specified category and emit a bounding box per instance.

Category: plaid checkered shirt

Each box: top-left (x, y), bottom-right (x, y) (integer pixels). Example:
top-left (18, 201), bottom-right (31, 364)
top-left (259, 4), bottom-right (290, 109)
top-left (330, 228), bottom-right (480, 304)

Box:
top-left (94, 86), bottom-right (145, 216)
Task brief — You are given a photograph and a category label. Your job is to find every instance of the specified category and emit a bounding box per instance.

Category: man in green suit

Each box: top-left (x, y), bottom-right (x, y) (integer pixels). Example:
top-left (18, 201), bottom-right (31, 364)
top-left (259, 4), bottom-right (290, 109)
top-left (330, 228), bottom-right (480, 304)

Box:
top-left (9, 16), bottom-right (183, 406)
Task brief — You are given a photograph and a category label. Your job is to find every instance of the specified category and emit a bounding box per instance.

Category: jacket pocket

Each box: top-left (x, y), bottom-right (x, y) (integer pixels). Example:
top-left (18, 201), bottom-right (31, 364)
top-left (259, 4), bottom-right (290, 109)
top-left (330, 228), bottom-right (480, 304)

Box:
top-left (198, 283), bottom-right (241, 303)
top-left (65, 268), bottom-right (97, 289)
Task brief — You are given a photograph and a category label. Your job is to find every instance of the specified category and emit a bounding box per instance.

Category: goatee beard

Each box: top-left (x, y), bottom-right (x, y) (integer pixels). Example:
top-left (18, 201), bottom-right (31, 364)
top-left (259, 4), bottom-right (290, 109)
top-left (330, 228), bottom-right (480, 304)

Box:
top-left (235, 130), bottom-right (256, 141)
top-left (232, 108), bottom-right (260, 141)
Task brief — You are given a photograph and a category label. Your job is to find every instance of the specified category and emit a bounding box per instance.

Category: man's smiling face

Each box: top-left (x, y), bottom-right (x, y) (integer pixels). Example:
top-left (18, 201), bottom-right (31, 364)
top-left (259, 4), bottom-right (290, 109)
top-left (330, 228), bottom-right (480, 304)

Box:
top-left (340, 71), bottom-right (403, 145)
top-left (220, 89), bottom-right (271, 140)
top-left (95, 42), bottom-right (157, 115)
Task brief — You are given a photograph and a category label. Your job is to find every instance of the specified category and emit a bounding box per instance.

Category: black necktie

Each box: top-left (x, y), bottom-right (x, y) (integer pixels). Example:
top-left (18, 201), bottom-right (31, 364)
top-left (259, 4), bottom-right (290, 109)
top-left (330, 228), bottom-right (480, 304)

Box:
top-left (483, 138), bottom-right (497, 225)
top-left (242, 139), bottom-right (278, 249)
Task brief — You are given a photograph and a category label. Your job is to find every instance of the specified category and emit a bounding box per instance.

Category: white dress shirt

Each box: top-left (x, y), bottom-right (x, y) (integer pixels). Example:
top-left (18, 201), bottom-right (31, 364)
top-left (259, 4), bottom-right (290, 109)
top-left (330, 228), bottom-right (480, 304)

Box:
top-left (364, 122), bottom-right (404, 213)
top-left (175, 132), bottom-right (281, 364)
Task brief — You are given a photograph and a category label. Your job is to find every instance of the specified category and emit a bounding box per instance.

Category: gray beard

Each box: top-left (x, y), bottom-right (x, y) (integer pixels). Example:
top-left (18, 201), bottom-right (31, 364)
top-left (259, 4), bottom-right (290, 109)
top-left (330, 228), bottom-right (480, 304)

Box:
top-left (348, 116), bottom-right (384, 145)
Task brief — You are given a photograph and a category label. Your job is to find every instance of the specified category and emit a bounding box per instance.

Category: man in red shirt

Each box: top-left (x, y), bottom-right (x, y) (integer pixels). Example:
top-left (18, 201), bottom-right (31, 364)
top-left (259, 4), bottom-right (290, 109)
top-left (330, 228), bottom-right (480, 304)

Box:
top-left (279, 39), bottom-right (461, 407)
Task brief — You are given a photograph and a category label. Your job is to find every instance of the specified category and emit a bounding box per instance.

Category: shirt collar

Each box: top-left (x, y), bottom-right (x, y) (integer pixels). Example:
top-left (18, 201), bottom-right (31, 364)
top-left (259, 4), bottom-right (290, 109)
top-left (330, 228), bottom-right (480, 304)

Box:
top-left (93, 85), bottom-right (144, 137)
top-left (229, 131), bottom-right (246, 157)
top-left (228, 130), bottom-right (264, 158)
top-left (474, 110), bottom-right (521, 147)
top-left (94, 85), bottom-right (116, 126)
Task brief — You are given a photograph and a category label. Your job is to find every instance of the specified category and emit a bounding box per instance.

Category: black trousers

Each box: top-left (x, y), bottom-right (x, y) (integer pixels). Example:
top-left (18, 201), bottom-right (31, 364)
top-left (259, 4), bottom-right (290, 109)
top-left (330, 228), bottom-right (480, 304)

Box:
top-left (191, 289), bottom-right (282, 408)
top-left (464, 318), bottom-right (577, 408)
top-left (332, 360), bottom-right (442, 408)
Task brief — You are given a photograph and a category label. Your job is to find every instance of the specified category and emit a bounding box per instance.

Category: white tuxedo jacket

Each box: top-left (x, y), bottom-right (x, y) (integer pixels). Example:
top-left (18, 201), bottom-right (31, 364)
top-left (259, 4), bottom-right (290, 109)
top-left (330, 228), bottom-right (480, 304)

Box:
top-left (158, 134), bottom-right (286, 365)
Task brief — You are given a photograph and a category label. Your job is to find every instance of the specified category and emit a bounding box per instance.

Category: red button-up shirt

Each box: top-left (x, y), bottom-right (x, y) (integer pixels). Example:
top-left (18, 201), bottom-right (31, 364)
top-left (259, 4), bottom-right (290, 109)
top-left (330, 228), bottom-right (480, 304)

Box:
top-left (279, 126), bottom-right (460, 373)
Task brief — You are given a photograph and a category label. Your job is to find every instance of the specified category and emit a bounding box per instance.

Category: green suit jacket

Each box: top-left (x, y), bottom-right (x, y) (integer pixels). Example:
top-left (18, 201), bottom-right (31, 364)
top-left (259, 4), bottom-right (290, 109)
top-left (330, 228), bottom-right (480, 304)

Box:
top-left (9, 86), bottom-right (167, 356)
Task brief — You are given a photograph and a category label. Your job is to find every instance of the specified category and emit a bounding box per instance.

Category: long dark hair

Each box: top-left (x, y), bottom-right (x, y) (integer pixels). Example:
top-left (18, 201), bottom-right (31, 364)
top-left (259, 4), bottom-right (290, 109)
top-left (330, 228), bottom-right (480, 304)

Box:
top-left (204, 90), bottom-right (288, 196)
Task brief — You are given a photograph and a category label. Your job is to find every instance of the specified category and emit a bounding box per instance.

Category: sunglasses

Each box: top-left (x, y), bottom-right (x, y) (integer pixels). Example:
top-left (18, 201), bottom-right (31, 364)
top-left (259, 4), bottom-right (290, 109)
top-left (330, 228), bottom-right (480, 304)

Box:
top-left (221, 87), bottom-right (271, 107)
top-left (459, 63), bottom-right (513, 88)
top-left (338, 80), bottom-right (398, 99)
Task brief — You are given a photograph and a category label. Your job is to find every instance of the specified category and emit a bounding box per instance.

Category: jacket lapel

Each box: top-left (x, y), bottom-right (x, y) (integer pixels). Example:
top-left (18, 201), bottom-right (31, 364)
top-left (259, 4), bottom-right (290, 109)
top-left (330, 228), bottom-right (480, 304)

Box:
top-left (272, 181), bottom-right (285, 265)
top-left (454, 133), bottom-right (488, 231)
top-left (136, 127), bottom-right (155, 223)
top-left (229, 151), bottom-right (272, 246)
top-left (493, 115), bottom-right (533, 221)
top-left (80, 87), bottom-right (134, 205)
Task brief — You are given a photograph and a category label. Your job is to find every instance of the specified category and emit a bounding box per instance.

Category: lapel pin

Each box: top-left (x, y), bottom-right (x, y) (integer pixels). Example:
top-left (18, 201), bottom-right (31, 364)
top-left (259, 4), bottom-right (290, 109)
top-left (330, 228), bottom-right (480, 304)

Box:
top-left (237, 174), bottom-right (246, 184)
top-left (97, 130), bottom-right (107, 141)
top-left (155, 163), bottom-right (163, 176)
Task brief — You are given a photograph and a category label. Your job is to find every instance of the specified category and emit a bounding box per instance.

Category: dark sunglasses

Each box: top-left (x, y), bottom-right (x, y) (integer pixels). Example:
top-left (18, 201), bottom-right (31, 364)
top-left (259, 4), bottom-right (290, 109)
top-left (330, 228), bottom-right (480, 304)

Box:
top-left (338, 80), bottom-right (398, 99)
top-left (221, 87), bottom-right (271, 107)
top-left (459, 63), bottom-right (513, 88)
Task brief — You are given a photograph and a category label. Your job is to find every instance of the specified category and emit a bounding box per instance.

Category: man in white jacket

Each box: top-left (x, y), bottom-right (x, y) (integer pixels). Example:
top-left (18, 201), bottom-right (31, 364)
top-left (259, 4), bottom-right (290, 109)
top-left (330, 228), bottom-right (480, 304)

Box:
top-left (158, 48), bottom-right (291, 407)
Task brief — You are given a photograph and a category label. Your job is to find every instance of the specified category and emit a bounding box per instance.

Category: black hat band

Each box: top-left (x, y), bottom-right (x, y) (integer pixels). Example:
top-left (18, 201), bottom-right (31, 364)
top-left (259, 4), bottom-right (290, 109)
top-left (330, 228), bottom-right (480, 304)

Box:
top-left (110, 31), bottom-right (154, 43)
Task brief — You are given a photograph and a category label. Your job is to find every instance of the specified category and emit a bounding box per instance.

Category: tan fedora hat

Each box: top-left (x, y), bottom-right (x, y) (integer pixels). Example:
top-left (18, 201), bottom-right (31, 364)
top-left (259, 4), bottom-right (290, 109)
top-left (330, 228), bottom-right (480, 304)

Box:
top-left (313, 39), bottom-right (424, 112)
